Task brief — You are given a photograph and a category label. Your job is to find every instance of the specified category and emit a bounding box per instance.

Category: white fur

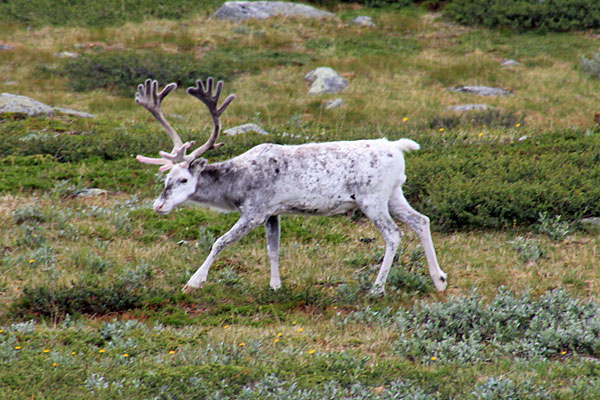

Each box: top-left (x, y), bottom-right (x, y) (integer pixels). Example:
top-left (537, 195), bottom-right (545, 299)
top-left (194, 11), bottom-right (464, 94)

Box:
top-left (152, 138), bottom-right (448, 294)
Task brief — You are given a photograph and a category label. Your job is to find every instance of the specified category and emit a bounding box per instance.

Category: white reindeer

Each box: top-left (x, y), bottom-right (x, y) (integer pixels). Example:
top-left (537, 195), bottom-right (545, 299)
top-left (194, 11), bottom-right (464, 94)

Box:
top-left (135, 78), bottom-right (447, 294)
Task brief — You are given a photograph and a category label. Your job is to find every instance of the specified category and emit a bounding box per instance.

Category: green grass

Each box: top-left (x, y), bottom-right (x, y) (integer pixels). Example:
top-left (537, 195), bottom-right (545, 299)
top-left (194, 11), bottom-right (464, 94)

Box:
top-left (1, 3), bottom-right (600, 399)
top-left (0, 0), bottom-right (223, 27)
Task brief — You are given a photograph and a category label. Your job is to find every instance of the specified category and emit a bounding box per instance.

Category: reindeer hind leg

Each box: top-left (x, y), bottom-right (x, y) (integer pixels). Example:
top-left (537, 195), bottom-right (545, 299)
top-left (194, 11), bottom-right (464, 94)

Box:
top-left (388, 186), bottom-right (447, 291)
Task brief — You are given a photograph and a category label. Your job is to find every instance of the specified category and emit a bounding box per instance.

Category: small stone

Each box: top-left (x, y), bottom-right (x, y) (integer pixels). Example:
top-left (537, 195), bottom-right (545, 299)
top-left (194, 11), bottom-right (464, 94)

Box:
top-left (518, 135), bottom-right (528, 141)
top-left (449, 85), bottom-right (513, 97)
top-left (324, 98), bottom-right (344, 109)
top-left (56, 51), bottom-right (79, 59)
top-left (580, 217), bottom-right (600, 226)
top-left (447, 104), bottom-right (491, 112)
top-left (501, 59), bottom-right (520, 66)
top-left (54, 107), bottom-right (96, 118)
top-left (224, 123), bottom-right (270, 136)
top-left (351, 16), bottom-right (375, 27)
top-left (305, 67), bottom-right (349, 95)
top-left (75, 188), bottom-right (108, 197)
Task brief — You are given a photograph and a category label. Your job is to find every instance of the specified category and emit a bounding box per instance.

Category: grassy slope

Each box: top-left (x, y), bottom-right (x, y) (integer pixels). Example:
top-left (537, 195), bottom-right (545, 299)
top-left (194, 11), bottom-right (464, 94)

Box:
top-left (1, 3), bottom-right (600, 399)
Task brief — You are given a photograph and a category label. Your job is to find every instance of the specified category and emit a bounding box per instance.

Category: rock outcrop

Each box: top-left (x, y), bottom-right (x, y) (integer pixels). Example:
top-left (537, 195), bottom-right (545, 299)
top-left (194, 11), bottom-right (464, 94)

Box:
top-left (0, 93), bottom-right (95, 118)
top-left (212, 1), bottom-right (334, 22)
top-left (305, 67), bottom-right (349, 95)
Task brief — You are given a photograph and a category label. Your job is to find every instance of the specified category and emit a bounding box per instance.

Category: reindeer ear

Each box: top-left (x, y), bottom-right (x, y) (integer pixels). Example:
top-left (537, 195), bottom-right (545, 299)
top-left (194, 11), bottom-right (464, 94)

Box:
top-left (189, 158), bottom-right (207, 175)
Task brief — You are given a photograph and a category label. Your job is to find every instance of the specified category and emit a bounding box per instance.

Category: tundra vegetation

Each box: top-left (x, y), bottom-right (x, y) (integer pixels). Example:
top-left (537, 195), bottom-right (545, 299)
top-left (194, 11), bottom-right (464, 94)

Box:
top-left (1, 1), bottom-right (600, 399)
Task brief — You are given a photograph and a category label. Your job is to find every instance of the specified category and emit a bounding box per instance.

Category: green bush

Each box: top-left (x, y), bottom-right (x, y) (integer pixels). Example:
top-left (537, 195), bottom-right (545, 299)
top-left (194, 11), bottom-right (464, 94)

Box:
top-left (58, 49), bottom-right (309, 95)
top-left (444, 0), bottom-right (600, 32)
top-left (11, 283), bottom-right (144, 319)
top-left (308, 0), bottom-right (444, 10)
top-left (404, 129), bottom-right (600, 231)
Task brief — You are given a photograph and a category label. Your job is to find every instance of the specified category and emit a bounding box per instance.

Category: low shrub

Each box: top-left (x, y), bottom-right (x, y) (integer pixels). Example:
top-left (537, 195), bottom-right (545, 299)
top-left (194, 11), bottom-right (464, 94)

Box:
top-left (12, 206), bottom-right (47, 225)
top-left (11, 282), bottom-right (150, 319)
top-left (428, 109), bottom-right (523, 131)
top-left (581, 53), bottom-right (600, 79)
top-left (405, 129), bottom-right (600, 231)
top-left (58, 48), bottom-right (309, 95)
top-left (469, 378), bottom-right (549, 400)
top-left (536, 212), bottom-right (572, 241)
top-left (395, 288), bottom-right (600, 362)
top-left (507, 236), bottom-right (545, 263)
top-left (444, 0), bottom-right (600, 32)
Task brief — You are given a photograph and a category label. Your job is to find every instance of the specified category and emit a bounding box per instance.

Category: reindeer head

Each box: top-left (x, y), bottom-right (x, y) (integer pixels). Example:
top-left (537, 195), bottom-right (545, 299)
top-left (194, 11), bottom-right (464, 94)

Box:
top-left (135, 78), bottom-right (235, 214)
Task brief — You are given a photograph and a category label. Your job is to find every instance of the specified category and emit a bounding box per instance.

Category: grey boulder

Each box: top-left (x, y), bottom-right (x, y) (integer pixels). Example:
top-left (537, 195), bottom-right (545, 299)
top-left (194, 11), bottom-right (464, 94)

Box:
top-left (212, 1), bottom-right (334, 22)
top-left (224, 123), bottom-right (270, 136)
top-left (305, 67), bottom-right (349, 95)
top-left (0, 93), bottom-right (95, 118)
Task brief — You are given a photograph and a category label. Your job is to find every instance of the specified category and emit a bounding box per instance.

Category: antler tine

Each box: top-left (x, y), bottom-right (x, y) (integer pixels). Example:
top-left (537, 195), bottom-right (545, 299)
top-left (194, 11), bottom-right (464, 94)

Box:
top-left (135, 79), bottom-right (183, 149)
top-left (185, 77), bottom-right (236, 161)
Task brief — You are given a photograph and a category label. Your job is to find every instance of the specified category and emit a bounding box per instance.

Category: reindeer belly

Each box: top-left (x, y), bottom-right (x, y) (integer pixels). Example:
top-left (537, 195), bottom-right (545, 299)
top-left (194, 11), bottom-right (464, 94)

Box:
top-left (283, 200), bottom-right (357, 216)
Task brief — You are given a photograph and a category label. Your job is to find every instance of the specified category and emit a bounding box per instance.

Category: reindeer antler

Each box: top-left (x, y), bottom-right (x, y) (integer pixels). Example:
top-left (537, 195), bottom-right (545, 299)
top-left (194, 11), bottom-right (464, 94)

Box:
top-left (135, 78), bottom-right (235, 172)
top-left (185, 78), bottom-right (236, 160)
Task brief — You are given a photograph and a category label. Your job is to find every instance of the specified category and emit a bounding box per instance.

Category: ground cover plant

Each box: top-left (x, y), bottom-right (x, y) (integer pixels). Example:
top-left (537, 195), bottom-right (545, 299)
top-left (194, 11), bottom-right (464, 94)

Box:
top-left (444, 0), bottom-right (600, 32)
top-left (1, 2), bottom-right (600, 399)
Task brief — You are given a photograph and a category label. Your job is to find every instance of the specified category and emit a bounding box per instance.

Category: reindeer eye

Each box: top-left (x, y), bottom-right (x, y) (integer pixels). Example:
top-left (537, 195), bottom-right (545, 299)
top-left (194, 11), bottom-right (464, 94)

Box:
top-left (181, 179), bottom-right (188, 184)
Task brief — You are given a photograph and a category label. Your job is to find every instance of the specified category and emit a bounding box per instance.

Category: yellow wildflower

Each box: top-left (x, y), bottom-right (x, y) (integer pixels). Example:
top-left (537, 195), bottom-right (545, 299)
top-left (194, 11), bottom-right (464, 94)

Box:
top-left (277, 332), bottom-right (282, 337)
top-left (516, 123), bottom-right (521, 127)
top-left (99, 349), bottom-right (106, 353)
top-left (298, 328), bottom-right (304, 333)
top-left (169, 350), bottom-right (176, 355)
top-left (224, 324), bottom-right (230, 329)
top-left (439, 128), bottom-right (444, 132)
top-left (29, 259), bottom-right (35, 264)
top-left (308, 349), bottom-right (316, 354)
top-left (15, 346), bottom-right (22, 350)
top-left (273, 338), bottom-right (280, 344)
top-left (431, 356), bottom-right (437, 361)
top-left (53, 363), bottom-right (58, 367)
top-left (402, 117), bottom-right (408, 123)
top-left (123, 353), bottom-right (129, 358)
top-left (71, 351), bottom-right (77, 355)
top-left (239, 342), bottom-right (245, 347)
top-left (478, 132), bottom-right (483, 138)
top-left (43, 349), bottom-right (50, 353)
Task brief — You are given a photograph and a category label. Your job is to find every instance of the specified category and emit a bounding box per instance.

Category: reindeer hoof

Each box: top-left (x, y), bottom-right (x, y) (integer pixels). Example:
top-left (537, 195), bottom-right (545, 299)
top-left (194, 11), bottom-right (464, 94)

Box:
top-left (182, 282), bottom-right (204, 293)
top-left (368, 285), bottom-right (385, 298)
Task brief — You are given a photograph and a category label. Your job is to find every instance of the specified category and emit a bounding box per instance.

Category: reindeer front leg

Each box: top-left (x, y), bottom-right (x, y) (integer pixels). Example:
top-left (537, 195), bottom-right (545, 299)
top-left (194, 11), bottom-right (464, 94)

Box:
top-left (183, 216), bottom-right (265, 293)
top-left (265, 215), bottom-right (282, 290)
